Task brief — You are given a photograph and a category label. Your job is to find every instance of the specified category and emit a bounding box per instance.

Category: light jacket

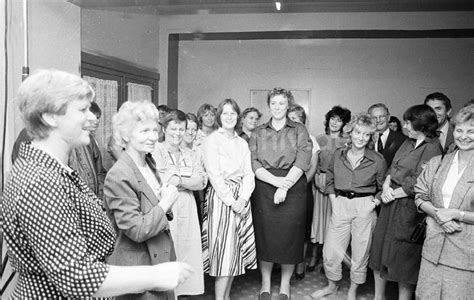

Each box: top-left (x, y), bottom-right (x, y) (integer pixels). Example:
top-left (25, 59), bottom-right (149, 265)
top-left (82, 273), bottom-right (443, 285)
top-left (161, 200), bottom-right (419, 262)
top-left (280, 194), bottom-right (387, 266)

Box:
top-left (414, 151), bottom-right (474, 271)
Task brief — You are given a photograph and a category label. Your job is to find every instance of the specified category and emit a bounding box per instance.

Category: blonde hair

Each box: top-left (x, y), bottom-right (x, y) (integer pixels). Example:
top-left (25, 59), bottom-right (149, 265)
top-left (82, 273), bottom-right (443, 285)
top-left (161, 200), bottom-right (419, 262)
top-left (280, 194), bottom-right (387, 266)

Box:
top-left (112, 101), bottom-right (160, 148)
top-left (17, 69), bottom-right (94, 139)
top-left (452, 104), bottom-right (474, 127)
top-left (343, 113), bottom-right (377, 136)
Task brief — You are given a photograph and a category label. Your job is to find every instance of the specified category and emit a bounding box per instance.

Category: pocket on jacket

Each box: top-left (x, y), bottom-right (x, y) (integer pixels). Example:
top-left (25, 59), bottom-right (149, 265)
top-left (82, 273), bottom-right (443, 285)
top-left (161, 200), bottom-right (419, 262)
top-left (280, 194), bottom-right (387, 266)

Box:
top-left (109, 248), bottom-right (151, 266)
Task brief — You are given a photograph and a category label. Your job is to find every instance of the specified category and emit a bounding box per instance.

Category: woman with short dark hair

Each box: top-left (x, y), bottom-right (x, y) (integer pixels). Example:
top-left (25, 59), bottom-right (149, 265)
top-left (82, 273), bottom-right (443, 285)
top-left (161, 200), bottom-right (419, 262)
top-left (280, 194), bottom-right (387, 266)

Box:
top-left (388, 116), bottom-right (402, 133)
top-left (239, 107), bottom-right (262, 142)
top-left (153, 110), bottom-right (207, 297)
top-left (370, 104), bottom-right (443, 300)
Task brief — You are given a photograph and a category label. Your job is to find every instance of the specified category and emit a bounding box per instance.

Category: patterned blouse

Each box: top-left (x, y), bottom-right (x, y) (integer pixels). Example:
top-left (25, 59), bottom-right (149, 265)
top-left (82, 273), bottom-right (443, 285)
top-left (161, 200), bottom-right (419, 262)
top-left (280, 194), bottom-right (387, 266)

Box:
top-left (2, 142), bottom-right (116, 298)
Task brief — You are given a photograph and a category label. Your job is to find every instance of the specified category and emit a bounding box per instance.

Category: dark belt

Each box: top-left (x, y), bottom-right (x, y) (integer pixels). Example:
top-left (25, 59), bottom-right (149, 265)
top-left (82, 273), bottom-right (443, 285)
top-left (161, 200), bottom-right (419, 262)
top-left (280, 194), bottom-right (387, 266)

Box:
top-left (336, 190), bottom-right (374, 199)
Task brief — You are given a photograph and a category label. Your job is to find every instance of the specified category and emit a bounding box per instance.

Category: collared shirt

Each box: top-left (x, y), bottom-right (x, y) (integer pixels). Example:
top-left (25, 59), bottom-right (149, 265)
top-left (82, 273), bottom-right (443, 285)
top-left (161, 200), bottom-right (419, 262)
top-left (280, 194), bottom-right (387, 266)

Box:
top-left (194, 128), bottom-right (214, 147)
top-left (249, 118), bottom-right (313, 172)
top-left (2, 142), bottom-right (116, 298)
top-left (69, 135), bottom-right (107, 199)
top-left (389, 137), bottom-right (443, 197)
top-left (442, 151), bottom-right (466, 208)
top-left (316, 134), bottom-right (349, 173)
top-left (153, 142), bottom-right (207, 189)
top-left (203, 128), bottom-right (255, 206)
top-left (239, 131), bottom-right (251, 143)
top-left (326, 147), bottom-right (387, 198)
top-left (438, 121), bottom-right (450, 149)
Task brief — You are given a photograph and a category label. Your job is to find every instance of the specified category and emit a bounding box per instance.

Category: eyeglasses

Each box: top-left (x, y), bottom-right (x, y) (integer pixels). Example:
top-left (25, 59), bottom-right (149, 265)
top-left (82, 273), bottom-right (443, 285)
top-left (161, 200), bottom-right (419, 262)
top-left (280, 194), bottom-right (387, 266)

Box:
top-left (371, 115), bottom-right (387, 121)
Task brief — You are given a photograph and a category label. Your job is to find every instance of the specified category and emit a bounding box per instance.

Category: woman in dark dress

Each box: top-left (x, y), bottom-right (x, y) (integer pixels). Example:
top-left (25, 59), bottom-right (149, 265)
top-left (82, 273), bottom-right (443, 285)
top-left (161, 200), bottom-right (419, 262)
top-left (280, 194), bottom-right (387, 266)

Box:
top-left (249, 88), bottom-right (313, 300)
top-left (369, 104), bottom-right (443, 300)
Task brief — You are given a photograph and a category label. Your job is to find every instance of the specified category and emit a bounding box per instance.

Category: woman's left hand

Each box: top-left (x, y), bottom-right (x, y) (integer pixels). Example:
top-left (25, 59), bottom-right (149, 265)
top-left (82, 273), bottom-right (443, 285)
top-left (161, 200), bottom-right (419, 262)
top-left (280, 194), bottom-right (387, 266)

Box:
top-left (435, 208), bottom-right (459, 224)
top-left (274, 188), bottom-right (287, 204)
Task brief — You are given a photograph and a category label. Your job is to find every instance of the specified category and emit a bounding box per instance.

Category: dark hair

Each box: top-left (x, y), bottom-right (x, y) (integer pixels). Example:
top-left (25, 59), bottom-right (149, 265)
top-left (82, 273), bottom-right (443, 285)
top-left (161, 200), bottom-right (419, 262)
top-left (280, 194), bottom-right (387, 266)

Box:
top-left (367, 103), bottom-right (389, 115)
top-left (185, 112), bottom-right (199, 127)
top-left (388, 116), bottom-right (402, 132)
top-left (216, 98), bottom-right (241, 128)
top-left (162, 109), bottom-right (187, 129)
top-left (324, 105), bottom-right (352, 135)
top-left (288, 104), bottom-right (307, 125)
top-left (90, 101), bottom-right (102, 118)
top-left (403, 104), bottom-right (439, 138)
top-left (157, 104), bottom-right (171, 113)
top-left (241, 107), bottom-right (262, 120)
top-left (267, 88), bottom-right (295, 107)
top-left (424, 92), bottom-right (452, 111)
top-left (196, 103), bottom-right (217, 129)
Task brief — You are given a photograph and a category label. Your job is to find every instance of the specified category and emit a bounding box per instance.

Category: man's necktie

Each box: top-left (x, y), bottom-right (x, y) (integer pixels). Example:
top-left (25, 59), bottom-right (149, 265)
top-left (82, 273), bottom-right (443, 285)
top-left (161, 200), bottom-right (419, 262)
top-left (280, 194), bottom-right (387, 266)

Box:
top-left (377, 134), bottom-right (384, 153)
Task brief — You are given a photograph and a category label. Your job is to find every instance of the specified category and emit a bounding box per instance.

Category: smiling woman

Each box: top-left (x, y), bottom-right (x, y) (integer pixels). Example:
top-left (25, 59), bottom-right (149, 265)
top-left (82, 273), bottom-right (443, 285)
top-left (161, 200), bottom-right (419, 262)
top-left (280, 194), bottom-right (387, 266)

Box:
top-left (152, 109), bottom-right (207, 297)
top-left (201, 98), bottom-right (257, 300)
top-left (312, 114), bottom-right (386, 300)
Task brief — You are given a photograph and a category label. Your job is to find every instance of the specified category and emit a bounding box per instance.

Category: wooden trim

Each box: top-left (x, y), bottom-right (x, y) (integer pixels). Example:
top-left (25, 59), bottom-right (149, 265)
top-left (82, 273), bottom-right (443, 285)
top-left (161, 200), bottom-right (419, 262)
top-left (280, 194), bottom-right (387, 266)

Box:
top-left (167, 35), bottom-right (179, 109)
top-left (81, 52), bottom-right (160, 106)
top-left (82, 52), bottom-right (160, 80)
top-left (171, 28), bottom-right (474, 41)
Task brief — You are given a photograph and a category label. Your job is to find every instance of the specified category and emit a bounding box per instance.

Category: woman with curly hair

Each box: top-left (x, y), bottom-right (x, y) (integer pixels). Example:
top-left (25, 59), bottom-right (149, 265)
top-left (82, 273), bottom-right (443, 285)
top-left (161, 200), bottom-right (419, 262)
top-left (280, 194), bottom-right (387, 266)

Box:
top-left (308, 106), bottom-right (351, 272)
top-left (195, 103), bottom-right (217, 147)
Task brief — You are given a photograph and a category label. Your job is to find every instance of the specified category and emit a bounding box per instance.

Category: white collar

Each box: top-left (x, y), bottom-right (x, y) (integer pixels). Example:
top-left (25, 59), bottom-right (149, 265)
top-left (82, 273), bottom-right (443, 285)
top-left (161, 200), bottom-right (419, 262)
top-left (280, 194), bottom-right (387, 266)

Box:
top-left (217, 127), bottom-right (238, 138)
top-left (439, 120), bottom-right (449, 134)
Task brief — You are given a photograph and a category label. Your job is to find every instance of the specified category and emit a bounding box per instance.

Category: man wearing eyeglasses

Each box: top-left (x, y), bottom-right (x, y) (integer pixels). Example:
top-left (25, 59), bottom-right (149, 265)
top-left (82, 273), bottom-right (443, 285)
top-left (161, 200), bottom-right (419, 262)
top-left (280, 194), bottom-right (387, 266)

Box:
top-left (368, 103), bottom-right (406, 168)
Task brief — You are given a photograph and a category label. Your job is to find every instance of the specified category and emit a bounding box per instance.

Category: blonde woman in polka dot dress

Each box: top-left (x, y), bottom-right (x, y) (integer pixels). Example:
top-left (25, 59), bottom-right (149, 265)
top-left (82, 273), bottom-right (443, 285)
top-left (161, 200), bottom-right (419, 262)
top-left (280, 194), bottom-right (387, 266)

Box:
top-left (2, 70), bottom-right (192, 299)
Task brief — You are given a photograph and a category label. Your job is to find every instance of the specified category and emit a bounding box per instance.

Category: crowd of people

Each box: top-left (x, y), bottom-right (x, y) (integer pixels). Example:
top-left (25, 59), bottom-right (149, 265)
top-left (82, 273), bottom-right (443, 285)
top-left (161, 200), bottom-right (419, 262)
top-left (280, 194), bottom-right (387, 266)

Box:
top-left (2, 69), bottom-right (473, 300)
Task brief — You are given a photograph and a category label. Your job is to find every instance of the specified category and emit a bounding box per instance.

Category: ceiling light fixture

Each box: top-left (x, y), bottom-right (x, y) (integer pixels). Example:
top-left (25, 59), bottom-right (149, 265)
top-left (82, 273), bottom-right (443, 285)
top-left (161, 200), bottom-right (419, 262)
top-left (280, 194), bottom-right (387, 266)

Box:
top-left (275, 1), bottom-right (282, 11)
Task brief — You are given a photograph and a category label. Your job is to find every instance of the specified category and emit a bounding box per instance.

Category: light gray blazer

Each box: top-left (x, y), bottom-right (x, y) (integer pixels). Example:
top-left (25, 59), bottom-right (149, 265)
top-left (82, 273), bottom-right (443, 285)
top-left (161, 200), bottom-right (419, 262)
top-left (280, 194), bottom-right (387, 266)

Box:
top-left (415, 151), bottom-right (474, 271)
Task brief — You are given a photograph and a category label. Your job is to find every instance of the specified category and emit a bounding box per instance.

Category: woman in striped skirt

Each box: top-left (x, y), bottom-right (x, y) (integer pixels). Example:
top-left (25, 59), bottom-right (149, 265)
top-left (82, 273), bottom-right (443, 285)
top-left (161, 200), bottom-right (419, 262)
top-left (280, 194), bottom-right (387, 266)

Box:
top-left (201, 98), bottom-right (257, 300)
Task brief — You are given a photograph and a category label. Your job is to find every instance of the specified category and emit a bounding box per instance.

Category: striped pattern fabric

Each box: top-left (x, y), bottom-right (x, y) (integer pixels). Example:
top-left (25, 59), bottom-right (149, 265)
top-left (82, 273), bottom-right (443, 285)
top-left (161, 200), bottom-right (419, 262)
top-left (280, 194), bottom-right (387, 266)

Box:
top-left (202, 180), bottom-right (257, 277)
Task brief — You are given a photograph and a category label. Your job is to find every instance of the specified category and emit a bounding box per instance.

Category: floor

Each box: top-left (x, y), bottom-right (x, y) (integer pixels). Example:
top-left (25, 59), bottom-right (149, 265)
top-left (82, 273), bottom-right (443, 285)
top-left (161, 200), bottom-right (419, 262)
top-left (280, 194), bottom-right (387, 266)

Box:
top-left (180, 260), bottom-right (400, 300)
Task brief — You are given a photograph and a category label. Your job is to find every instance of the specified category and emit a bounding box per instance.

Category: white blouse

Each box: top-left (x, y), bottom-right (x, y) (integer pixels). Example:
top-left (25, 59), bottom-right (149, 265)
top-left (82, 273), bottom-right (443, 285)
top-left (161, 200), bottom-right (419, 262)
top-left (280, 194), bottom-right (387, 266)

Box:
top-left (441, 151), bottom-right (466, 208)
top-left (137, 164), bottom-right (161, 198)
top-left (203, 128), bottom-right (255, 206)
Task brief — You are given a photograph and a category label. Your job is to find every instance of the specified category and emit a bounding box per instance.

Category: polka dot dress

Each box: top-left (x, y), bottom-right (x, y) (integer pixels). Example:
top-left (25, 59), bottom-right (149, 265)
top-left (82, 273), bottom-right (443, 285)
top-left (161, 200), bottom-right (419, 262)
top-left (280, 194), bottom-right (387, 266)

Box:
top-left (2, 142), bottom-right (116, 298)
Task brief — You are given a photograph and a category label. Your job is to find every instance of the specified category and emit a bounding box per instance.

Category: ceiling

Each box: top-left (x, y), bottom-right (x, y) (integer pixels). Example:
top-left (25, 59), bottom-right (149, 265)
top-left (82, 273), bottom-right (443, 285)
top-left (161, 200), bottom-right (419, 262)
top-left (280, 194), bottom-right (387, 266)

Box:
top-left (69, 0), bottom-right (474, 15)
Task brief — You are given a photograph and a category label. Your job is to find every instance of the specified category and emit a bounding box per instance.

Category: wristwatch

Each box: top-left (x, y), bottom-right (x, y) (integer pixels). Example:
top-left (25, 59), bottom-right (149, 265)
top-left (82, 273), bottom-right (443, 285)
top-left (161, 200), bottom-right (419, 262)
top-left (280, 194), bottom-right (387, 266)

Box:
top-left (459, 211), bottom-right (465, 222)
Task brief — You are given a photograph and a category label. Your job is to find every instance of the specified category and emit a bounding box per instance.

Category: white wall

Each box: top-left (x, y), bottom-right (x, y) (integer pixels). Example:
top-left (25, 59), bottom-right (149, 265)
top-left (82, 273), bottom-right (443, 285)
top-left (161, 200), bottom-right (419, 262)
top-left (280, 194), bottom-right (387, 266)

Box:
top-left (3, 0), bottom-right (81, 185)
top-left (81, 9), bottom-right (160, 71)
top-left (178, 38), bottom-right (474, 135)
top-left (158, 12), bottom-right (474, 135)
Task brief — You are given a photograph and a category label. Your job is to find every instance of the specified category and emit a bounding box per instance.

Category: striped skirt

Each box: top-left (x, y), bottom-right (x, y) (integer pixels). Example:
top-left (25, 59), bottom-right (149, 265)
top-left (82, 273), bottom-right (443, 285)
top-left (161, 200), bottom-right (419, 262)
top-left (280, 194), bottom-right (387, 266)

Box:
top-left (201, 180), bottom-right (257, 277)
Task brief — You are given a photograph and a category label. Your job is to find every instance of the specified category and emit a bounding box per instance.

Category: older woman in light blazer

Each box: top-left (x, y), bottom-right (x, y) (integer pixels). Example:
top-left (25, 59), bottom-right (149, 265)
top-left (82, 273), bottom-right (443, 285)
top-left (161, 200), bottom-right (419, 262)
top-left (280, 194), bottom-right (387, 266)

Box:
top-left (414, 104), bottom-right (474, 299)
top-left (104, 101), bottom-right (180, 300)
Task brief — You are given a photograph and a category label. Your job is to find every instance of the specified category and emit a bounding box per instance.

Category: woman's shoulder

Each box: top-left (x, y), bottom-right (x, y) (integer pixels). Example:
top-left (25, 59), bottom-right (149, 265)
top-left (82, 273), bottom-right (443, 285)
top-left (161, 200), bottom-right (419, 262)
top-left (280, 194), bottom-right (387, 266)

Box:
top-left (18, 161), bottom-right (64, 189)
top-left (106, 153), bottom-right (135, 180)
